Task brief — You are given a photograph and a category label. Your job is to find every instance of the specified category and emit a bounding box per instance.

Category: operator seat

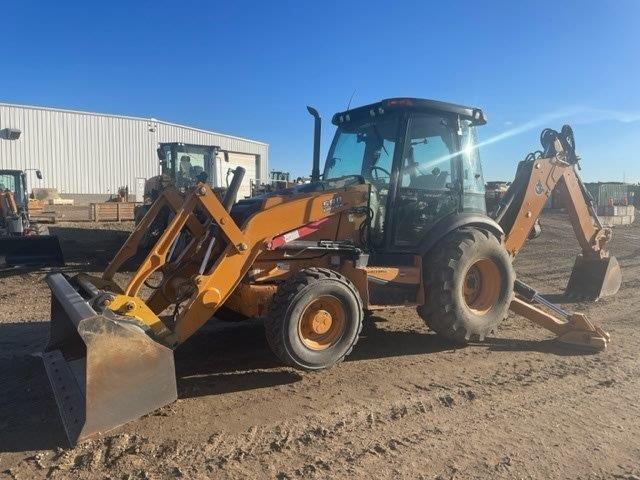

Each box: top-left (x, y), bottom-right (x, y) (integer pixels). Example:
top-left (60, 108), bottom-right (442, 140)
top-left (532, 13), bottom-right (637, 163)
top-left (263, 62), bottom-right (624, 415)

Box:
top-left (409, 170), bottom-right (449, 189)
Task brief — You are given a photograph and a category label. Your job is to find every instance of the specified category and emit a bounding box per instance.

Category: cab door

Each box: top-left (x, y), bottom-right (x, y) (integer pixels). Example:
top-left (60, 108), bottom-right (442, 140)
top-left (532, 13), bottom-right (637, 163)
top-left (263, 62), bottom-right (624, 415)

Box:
top-left (389, 113), bottom-right (461, 249)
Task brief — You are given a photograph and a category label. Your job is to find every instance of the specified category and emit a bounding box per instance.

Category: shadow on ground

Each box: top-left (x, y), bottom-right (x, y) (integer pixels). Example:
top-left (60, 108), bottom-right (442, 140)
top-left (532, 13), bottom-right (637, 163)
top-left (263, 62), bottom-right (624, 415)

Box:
top-left (0, 314), bottom-right (588, 453)
top-left (479, 336), bottom-right (598, 356)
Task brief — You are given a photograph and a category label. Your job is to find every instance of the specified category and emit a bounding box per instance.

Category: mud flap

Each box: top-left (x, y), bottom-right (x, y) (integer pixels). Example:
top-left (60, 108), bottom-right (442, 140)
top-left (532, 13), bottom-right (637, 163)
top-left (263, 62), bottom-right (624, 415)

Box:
top-left (0, 235), bottom-right (64, 268)
top-left (41, 273), bottom-right (177, 446)
top-left (565, 254), bottom-right (622, 301)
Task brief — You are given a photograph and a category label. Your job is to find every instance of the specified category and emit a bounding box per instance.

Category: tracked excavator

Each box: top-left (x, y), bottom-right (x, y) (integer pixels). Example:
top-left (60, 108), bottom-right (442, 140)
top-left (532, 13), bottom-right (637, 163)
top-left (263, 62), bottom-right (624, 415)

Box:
top-left (39, 98), bottom-right (620, 445)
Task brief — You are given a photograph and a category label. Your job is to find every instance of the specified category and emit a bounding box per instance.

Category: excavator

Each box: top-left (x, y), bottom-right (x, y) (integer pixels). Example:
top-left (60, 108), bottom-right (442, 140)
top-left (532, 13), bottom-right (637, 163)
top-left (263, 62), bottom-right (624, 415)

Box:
top-left (39, 98), bottom-right (621, 445)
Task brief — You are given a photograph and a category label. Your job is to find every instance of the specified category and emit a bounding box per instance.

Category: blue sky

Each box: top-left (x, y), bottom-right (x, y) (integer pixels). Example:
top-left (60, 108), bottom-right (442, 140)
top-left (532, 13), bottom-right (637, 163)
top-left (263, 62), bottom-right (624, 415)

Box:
top-left (2, 1), bottom-right (639, 182)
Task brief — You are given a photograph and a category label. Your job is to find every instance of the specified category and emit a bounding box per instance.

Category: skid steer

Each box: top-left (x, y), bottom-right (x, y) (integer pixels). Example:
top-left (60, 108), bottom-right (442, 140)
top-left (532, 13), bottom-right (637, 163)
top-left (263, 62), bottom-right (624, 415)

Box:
top-left (40, 98), bottom-right (620, 445)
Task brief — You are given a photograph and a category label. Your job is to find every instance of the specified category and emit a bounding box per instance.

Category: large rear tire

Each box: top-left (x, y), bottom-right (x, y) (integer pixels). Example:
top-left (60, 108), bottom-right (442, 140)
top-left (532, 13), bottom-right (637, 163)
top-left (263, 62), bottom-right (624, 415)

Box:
top-left (264, 268), bottom-right (363, 371)
top-left (418, 227), bottom-right (514, 343)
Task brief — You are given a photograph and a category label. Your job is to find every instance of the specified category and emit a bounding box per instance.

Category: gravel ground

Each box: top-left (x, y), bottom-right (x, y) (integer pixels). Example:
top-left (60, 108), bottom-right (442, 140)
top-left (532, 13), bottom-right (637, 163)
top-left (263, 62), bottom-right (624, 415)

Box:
top-left (0, 213), bottom-right (639, 480)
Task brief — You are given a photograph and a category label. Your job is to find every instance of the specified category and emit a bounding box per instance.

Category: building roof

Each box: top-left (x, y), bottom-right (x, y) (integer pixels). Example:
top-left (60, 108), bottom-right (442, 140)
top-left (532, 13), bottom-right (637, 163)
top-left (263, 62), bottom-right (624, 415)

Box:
top-left (0, 102), bottom-right (268, 146)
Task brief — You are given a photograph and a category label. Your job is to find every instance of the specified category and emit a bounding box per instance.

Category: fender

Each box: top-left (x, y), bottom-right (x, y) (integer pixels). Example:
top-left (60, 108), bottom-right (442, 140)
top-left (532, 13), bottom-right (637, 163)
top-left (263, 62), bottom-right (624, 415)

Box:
top-left (417, 212), bottom-right (504, 257)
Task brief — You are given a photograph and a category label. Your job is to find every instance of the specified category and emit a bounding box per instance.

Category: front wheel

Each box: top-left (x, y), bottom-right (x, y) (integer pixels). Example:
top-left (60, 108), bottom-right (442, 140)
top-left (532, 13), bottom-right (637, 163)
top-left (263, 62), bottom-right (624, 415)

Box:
top-left (418, 227), bottom-right (514, 343)
top-left (264, 268), bottom-right (363, 371)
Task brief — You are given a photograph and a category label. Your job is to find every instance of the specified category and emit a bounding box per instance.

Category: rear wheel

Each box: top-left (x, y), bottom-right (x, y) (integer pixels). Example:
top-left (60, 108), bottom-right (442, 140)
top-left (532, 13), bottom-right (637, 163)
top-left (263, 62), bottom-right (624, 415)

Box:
top-left (418, 227), bottom-right (514, 343)
top-left (264, 268), bottom-right (363, 371)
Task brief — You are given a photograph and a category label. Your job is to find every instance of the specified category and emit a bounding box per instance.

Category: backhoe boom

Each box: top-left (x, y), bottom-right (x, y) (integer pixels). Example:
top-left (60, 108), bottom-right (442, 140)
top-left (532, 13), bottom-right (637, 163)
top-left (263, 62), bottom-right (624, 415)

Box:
top-left (495, 126), bottom-right (621, 300)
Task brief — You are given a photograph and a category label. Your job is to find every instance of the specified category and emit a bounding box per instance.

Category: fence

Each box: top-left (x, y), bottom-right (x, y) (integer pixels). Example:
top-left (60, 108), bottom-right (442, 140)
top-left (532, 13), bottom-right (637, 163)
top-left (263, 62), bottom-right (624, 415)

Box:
top-left (584, 183), bottom-right (629, 207)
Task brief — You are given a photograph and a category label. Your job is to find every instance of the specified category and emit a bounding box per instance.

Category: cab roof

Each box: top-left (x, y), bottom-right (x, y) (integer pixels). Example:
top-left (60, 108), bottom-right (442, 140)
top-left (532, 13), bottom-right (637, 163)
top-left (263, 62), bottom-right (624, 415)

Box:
top-left (332, 98), bottom-right (486, 126)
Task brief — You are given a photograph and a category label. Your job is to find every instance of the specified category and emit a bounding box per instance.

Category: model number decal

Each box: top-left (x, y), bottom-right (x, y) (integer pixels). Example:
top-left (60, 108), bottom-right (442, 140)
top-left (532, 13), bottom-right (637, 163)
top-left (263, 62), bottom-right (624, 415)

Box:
top-left (322, 195), bottom-right (343, 213)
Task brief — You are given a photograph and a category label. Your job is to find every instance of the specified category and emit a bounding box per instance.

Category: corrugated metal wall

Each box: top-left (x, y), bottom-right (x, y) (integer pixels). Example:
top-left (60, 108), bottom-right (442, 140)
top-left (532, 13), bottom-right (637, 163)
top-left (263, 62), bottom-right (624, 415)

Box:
top-left (0, 103), bottom-right (268, 195)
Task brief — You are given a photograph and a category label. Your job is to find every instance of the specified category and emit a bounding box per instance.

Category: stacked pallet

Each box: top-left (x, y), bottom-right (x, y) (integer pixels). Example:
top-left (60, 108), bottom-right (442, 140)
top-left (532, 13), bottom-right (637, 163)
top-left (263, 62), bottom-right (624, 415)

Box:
top-left (90, 202), bottom-right (137, 222)
top-left (597, 204), bottom-right (636, 227)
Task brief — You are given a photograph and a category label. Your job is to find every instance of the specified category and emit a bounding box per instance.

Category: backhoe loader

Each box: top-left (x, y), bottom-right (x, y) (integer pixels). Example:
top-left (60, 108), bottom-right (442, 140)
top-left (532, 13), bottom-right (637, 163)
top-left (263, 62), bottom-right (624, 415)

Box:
top-left (39, 98), bottom-right (620, 445)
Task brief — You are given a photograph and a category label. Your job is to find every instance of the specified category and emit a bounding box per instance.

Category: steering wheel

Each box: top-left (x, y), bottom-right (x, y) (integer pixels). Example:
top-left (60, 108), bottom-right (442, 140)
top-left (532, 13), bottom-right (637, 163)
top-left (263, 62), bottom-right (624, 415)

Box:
top-left (371, 166), bottom-right (391, 181)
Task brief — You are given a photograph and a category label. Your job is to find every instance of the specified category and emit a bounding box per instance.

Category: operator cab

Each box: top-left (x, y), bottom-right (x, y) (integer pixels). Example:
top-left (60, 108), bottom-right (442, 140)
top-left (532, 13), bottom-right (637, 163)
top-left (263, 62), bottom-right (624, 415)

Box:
top-left (157, 143), bottom-right (218, 189)
top-left (0, 170), bottom-right (28, 208)
top-left (323, 98), bottom-right (487, 250)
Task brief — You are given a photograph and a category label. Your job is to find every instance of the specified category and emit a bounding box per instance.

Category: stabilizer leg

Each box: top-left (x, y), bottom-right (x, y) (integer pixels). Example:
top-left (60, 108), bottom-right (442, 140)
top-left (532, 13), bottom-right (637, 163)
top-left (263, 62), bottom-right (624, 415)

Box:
top-left (510, 280), bottom-right (609, 351)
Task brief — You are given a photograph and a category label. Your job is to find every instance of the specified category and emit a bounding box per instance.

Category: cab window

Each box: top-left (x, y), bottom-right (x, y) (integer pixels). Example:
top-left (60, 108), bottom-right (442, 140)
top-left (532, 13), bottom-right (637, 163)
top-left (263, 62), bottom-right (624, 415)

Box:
top-left (393, 114), bottom-right (461, 246)
top-left (324, 116), bottom-right (400, 247)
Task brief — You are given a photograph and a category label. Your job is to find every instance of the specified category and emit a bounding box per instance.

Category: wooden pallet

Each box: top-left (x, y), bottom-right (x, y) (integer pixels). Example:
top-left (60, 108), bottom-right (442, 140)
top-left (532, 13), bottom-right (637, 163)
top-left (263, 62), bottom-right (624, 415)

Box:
top-left (90, 202), bottom-right (137, 222)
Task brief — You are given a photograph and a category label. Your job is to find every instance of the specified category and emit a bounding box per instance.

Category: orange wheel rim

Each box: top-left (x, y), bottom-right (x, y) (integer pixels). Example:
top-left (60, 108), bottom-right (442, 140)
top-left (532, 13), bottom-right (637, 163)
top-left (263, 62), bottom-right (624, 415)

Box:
top-left (298, 295), bottom-right (346, 351)
top-left (463, 258), bottom-right (501, 315)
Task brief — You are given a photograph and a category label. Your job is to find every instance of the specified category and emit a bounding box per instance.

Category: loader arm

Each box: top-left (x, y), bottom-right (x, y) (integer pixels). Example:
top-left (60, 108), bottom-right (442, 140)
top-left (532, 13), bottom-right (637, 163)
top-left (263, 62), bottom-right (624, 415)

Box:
top-left (103, 186), bottom-right (205, 280)
top-left (0, 190), bottom-right (19, 217)
top-left (106, 182), bottom-right (369, 345)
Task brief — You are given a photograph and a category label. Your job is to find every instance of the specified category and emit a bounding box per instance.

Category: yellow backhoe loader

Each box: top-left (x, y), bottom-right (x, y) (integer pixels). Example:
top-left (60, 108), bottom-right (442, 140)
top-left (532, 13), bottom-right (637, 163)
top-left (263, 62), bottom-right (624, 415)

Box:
top-left (40, 98), bottom-right (620, 445)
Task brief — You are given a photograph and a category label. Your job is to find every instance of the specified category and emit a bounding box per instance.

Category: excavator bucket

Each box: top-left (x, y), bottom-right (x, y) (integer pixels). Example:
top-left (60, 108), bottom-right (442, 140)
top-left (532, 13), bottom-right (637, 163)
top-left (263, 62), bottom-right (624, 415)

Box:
top-left (40, 273), bottom-right (177, 446)
top-left (565, 254), bottom-right (622, 301)
top-left (0, 235), bottom-right (64, 268)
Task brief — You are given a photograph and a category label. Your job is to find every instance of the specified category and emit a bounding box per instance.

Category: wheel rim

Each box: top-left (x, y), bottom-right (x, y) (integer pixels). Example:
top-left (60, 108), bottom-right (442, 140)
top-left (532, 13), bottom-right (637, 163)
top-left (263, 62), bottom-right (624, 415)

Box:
top-left (463, 258), bottom-right (501, 315)
top-left (298, 295), bottom-right (346, 351)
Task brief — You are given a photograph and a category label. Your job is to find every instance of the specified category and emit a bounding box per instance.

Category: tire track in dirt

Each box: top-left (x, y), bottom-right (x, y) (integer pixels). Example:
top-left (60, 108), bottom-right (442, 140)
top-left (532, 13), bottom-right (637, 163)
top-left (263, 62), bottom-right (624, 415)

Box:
top-left (4, 338), bottom-right (638, 480)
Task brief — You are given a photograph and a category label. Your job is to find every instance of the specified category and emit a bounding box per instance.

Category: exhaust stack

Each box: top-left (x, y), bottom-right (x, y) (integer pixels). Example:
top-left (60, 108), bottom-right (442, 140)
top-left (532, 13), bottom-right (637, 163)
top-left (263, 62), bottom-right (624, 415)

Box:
top-left (223, 166), bottom-right (246, 209)
top-left (307, 106), bottom-right (321, 182)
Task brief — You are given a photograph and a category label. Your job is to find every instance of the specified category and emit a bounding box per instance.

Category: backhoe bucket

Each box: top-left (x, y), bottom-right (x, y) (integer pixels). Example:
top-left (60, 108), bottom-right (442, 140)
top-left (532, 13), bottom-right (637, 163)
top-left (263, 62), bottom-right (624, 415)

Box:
top-left (0, 235), bottom-right (64, 268)
top-left (41, 273), bottom-right (177, 446)
top-left (565, 254), bottom-right (622, 301)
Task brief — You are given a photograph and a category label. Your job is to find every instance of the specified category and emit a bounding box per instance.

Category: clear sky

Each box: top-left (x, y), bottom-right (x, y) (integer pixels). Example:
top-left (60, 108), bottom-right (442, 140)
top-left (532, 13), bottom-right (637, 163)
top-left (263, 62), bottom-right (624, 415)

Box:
top-left (2, 1), bottom-right (639, 182)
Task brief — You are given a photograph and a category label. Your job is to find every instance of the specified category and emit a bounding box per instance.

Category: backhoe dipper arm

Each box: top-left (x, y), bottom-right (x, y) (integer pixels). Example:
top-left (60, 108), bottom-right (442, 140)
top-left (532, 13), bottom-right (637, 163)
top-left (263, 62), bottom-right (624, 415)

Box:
top-left (496, 126), bottom-right (621, 300)
top-left (497, 137), bottom-right (608, 258)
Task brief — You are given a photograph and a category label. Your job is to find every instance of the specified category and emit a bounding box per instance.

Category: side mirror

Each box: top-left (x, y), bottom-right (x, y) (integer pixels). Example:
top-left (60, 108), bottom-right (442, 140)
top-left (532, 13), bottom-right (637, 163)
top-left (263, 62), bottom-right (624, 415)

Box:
top-left (156, 147), bottom-right (166, 161)
top-left (36, 170), bottom-right (43, 180)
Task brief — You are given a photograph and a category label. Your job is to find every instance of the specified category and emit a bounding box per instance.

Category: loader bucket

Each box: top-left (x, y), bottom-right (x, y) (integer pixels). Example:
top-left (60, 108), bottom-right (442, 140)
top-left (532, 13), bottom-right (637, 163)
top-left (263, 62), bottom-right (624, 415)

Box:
top-left (0, 235), bottom-right (64, 268)
top-left (41, 273), bottom-right (177, 446)
top-left (565, 254), bottom-right (622, 301)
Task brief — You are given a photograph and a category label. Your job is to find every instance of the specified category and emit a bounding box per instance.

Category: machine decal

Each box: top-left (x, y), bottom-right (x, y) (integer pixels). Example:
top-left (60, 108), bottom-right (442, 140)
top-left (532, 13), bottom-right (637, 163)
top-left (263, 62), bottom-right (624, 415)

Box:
top-left (534, 180), bottom-right (544, 196)
top-left (322, 195), bottom-right (343, 213)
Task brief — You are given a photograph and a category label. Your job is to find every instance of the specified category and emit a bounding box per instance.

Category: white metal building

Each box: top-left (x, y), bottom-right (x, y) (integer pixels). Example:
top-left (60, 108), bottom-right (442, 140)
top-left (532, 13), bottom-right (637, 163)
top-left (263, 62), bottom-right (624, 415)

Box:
top-left (0, 103), bottom-right (268, 202)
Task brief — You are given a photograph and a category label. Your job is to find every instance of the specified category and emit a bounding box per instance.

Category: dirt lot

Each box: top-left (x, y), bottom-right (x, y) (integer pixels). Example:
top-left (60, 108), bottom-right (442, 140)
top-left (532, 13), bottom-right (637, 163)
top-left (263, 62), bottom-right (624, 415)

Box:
top-left (1, 213), bottom-right (639, 479)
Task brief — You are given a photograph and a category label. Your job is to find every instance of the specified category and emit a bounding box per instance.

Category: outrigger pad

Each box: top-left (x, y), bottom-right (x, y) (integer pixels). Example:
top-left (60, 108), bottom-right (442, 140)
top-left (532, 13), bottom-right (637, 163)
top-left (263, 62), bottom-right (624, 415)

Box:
top-left (565, 254), bottom-right (622, 301)
top-left (41, 273), bottom-right (177, 446)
